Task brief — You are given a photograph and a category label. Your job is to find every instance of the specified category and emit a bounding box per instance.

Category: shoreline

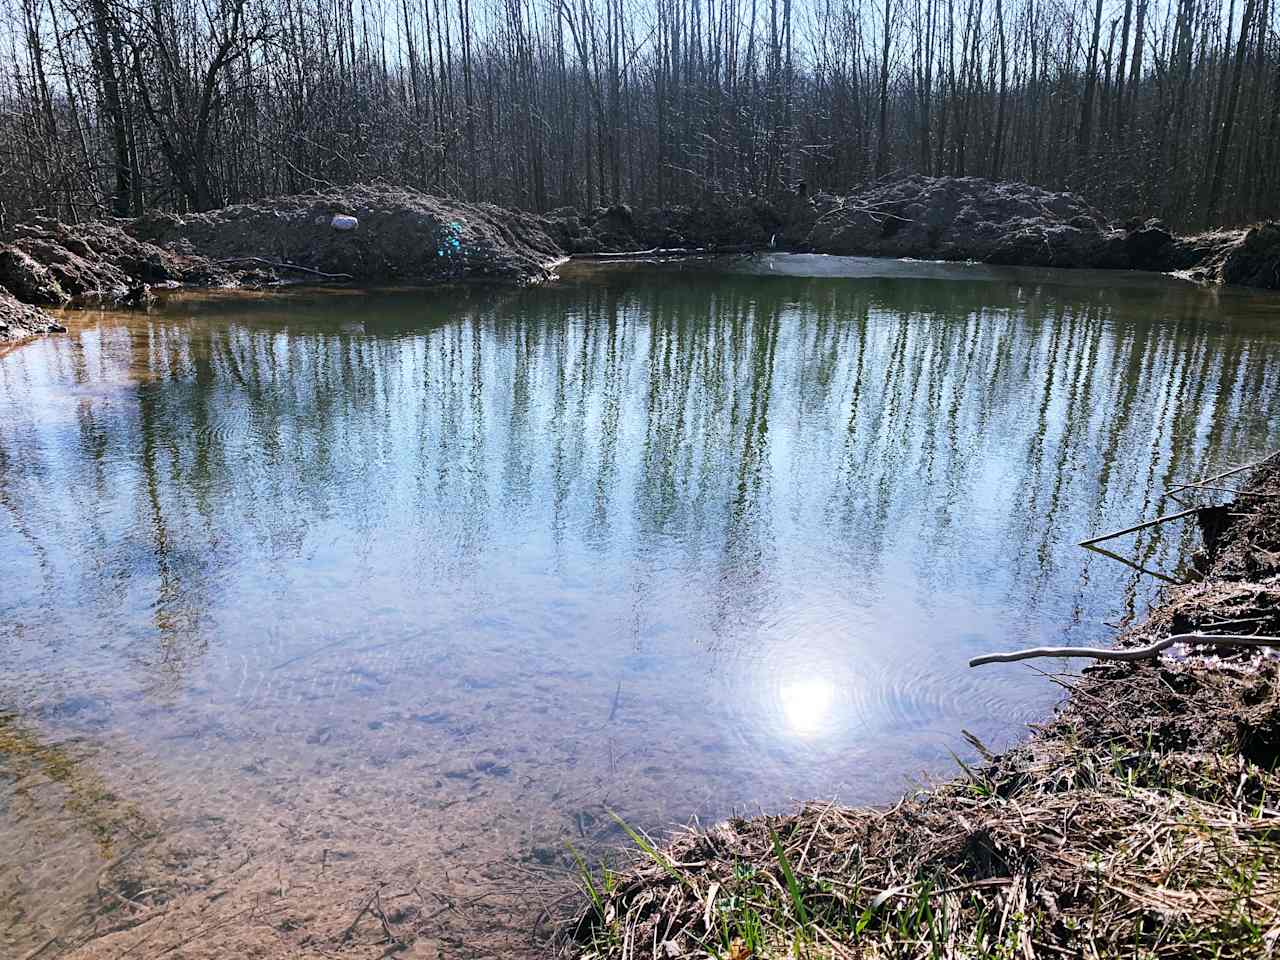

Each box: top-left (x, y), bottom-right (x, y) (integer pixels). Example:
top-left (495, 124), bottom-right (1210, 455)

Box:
top-left (3, 177), bottom-right (1279, 345)
top-left (543, 176), bottom-right (1280, 289)
top-left (564, 455), bottom-right (1280, 959)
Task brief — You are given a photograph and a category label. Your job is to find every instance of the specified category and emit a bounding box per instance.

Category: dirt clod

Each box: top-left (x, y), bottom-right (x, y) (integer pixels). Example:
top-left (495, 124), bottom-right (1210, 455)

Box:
top-left (0, 286), bottom-right (65, 342)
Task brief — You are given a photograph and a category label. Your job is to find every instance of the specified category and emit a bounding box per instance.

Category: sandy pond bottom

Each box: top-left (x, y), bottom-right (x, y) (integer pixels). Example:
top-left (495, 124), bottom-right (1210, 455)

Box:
top-left (3, 256), bottom-right (1280, 958)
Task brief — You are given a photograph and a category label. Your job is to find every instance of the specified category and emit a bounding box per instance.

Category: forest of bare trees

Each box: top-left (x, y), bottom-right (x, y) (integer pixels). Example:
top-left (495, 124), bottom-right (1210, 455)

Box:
top-left (0, 0), bottom-right (1277, 232)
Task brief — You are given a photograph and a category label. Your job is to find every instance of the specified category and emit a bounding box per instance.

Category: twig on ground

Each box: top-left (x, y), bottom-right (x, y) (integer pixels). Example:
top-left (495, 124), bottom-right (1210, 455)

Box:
top-left (20, 937), bottom-right (56, 960)
top-left (608, 679), bottom-right (623, 722)
top-left (340, 888), bottom-right (381, 943)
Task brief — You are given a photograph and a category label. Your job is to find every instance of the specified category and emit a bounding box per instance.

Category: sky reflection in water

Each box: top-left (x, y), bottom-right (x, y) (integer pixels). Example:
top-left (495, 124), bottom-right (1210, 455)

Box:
top-left (1, 257), bottom-right (1279, 944)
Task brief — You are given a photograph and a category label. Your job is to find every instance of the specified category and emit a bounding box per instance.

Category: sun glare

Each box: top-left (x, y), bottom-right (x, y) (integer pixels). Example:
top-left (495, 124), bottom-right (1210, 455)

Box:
top-left (777, 676), bottom-right (837, 737)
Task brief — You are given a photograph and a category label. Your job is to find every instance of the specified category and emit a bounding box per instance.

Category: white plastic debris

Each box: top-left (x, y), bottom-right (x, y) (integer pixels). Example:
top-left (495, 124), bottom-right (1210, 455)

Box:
top-left (331, 214), bottom-right (358, 231)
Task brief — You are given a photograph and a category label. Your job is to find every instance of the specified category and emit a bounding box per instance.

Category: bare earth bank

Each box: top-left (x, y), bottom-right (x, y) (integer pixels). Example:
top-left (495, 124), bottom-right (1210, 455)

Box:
top-left (2, 177), bottom-right (1278, 343)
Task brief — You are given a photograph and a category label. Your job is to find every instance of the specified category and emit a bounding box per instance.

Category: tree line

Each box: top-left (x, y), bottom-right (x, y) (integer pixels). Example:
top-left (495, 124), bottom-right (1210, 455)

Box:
top-left (0, 0), bottom-right (1277, 232)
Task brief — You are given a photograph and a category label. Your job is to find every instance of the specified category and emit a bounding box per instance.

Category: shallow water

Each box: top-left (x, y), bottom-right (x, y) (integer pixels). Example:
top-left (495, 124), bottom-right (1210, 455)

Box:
top-left (2, 255), bottom-right (1279, 957)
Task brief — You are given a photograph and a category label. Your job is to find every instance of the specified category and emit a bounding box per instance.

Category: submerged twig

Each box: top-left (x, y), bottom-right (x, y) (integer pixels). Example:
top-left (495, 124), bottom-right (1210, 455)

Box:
top-left (969, 632), bottom-right (1280, 667)
top-left (216, 256), bottom-right (353, 280)
top-left (608, 680), bottom-right (622, 722)
top-left (572, 247), bottom-right (701, 260)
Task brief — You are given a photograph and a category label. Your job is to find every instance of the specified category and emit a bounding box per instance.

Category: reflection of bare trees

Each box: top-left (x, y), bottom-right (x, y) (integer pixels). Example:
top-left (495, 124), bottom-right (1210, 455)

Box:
top-left (2, 277), bottom-right (1280, 683)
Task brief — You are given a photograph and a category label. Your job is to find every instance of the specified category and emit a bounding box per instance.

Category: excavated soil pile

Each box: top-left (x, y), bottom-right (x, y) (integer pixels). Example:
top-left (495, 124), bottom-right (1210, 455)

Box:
top-left (0, 217), bottom-right (206, 340)
top-left (1173, 221), bottom-right (1280, 289)
top-left (1220, 222), bottom-right (1280, 288)
top-left (566, 458), bottom-right (1280, 960)
top-left (802, 175), bottom-right (1126, 268)
top-left (551, 176), bottom-right (1280, 289)
top-left (2, 179), bottom-right (1276, 345)
top-left (0, 287), bottom-right (65, 343)
top-left (797, 175), bottom-right (1280, 286)
top-left (0, 185), bottom-right (565, 342)
top-left (128, 185), bottom-right (564, 284)
top-left (543, 195), bottom-right (788, 254)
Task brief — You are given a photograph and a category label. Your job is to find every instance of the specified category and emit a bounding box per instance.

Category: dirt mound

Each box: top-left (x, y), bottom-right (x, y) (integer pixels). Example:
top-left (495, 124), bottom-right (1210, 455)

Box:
top-left (0, 287), bottom-right (64, 343)
top-left (544, 195), bottom-right (786, 254)
top-left (798, 177), bottom-right (1280, 286)
top-left (801, 175), bottom-right (1126, 267)
top-left (0, 219), bottom-right (260, 311)
top-left (128, 185), bottom-right (564, 285)
top-left (605, 176), bottom-right (1279, 287)
top-left (1217, 222), bottom-right (1280, 289)
top-left (1139, 224), bottom-right (1280, 290)
top-left (0, 186), bottom-right (567, 341)
top-left (2, 181), bottom-right (1274, 347)
top-left (0, 221), bottom-right (210, 307)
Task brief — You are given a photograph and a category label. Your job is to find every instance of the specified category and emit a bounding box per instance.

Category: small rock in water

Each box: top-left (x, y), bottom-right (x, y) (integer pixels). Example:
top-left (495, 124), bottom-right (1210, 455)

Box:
top-left (331, 214), bottom-right (359, 231)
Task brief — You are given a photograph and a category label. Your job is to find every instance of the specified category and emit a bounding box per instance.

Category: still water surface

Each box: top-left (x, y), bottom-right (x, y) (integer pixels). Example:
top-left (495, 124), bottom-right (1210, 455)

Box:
top-left (2, 255), bottom-right (1279, 956)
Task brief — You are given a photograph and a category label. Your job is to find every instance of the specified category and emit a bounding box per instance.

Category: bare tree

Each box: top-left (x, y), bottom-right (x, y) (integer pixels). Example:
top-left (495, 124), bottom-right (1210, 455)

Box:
top-left (0, 0), bottom-right (1275, 228)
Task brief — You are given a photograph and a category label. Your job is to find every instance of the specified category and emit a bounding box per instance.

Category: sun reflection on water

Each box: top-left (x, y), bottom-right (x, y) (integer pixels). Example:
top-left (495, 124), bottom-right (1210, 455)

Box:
top-left (777, 675), bottom-right (838, 738)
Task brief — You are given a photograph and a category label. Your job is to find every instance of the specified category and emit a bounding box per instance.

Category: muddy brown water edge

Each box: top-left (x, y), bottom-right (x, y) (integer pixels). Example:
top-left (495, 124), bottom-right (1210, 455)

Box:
top-left (2, 255), bottom-right (1280, 959)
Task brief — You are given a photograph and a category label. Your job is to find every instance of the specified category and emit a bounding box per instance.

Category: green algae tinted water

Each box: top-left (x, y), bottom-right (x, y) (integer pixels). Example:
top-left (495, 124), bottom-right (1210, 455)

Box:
top-left (2, 255), bottom-right (1279, 957)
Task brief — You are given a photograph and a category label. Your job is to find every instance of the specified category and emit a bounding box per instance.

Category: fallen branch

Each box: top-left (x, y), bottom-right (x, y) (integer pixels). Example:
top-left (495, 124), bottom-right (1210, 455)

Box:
top-left (340, 888), bottom-right (381, 943)
top-left (20, 937), bottom-right (56, 960)
top-left (1078, 505), bottom-right (1202, 547)
top-left (811, 198), bottom-right (915, 227)
top-left (1165, 450), bottom-right (1279, 495)
top-left (216, 257), bottom-right (353, 280)
top-left (1081, 451), bottom-right (1280, 548)
top-left (969, 633), bottom-right (1280, 667)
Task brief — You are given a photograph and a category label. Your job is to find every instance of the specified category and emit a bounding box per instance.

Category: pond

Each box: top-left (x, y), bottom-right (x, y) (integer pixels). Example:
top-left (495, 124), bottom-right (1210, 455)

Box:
top-left (2, 255), bottom-right (1279, 958)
